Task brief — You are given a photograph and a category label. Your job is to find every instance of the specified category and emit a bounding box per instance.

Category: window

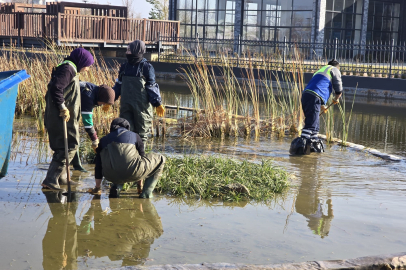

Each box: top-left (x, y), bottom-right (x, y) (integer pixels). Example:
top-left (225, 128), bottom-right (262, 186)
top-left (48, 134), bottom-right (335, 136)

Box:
top-left (367, 1), bottom-right (400, 43)
top-left (244, 0), bottom-right (313, 41)
top-left (325, 0), bottom-right (363, 43)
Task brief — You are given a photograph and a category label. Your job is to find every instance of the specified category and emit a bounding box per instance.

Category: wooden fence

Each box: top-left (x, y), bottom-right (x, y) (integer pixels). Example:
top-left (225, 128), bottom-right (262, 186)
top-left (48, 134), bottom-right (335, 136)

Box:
top-left (0, 13), bottom-right (179, 46)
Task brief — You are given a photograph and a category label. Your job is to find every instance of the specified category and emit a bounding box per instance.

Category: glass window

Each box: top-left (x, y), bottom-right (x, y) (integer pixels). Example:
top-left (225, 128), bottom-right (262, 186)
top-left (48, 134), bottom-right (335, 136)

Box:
top-left (326, 0), bottom-right (333, 11)
top-left (178, 0), bottom-right (186, 9)
top-left (262, 28), bottom-right (275, 41)
top-left (291, 27), bottom-right (311, 41)
top-left (207, 0), bottom-right (217, 10)
top-left (224, 25), bottom-right (234, 38)
top-left (292, 11), bottom-right (312, 27)
top-left (279, 0), bottom-right (293, 10)
top-left (332, 13), bottom-right (342, 28)
top-left (206, 11), bottom-right (217, 24)
top-left (276, 28), bottom-right (290, 41)
top-left (206, 26), bottom-right (217, 38)
top-left (279, 11), bottom-right (292, 27)
top-left (334, 0), bottom-right (344, 12)
top-left (293, 0), bottom-right (314, 10)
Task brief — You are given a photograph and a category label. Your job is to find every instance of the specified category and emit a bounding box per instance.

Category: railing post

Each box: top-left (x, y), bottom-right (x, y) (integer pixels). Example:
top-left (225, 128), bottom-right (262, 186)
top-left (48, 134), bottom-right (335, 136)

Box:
top-left (158, 31), bottom-right (161, 62)
top-left (195, 32), bottom-right (199, 59)
top-left (103, 15), bottom-right (108, 43)
top-left (283, 36), bottom-right (286, 66)
top-left (142, 18), bottom-right (146, 42)
top-left (57, 12), bottom-right (61, 44)
top-left (334, 37), bottom-right (338, 60)
top-left (237, 34), bottom-right (241, 67)
top-left (389, 38), bottom-right (394, 78)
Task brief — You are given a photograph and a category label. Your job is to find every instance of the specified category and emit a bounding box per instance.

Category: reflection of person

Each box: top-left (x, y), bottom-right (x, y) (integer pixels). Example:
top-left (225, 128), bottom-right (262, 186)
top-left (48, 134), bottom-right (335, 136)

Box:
top-left (89, 118), bottom-right (166, 198)
top-left (300, 59), bottom-right (343, 153)
top-left (42, 48), bottom-right (94, 190)
top-left (113, 40), bottom-right (165, 142)
top-left (78, 196), bottom-right (163, 266)
top-left (71, 82), bottom-right (116, 172)
top-left (290, 156), bottom-right (334, 238)
top-left (42, 191), bottom-right (78, 270)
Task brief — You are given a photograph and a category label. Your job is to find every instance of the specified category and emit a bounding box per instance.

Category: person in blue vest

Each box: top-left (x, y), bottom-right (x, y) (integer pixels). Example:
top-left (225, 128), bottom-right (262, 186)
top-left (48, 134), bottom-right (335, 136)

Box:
top-left (71, 82), bottom-right (116, 172)
top-left (291, 59), bottom-right (343, 155)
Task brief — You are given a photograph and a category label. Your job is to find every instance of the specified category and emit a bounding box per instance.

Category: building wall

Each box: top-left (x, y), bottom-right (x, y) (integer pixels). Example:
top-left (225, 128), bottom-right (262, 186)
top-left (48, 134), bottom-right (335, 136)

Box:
top-left (171, 0), bottom-right (405, 44)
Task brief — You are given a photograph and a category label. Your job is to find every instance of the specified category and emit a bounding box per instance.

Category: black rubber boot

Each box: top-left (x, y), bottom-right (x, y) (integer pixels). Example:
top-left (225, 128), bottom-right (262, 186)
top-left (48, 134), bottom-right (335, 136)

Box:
top-left (41, 161), bottom-right (66, 191)
top-left (71, 150), bottom-right (88, 172)
top-left (109, 184), bottom-right (123, 198)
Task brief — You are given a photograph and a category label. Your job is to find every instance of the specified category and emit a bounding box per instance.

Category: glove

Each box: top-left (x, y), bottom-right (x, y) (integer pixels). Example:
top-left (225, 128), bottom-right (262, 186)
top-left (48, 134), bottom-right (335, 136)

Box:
top-left (156, 105), bottom-right (165, 117)
top-left (332, 97), bottom-right (340, 105)
top-left (87, 187), bottom-right (101, 195)
top-left (321, 105), bottom-right (328, 114)
top-left (59, 109), bottom-right (70, 122)
top-left (102, 104), bottom-right (111, 113)
top-left (91, 139), bottom-right (99, 152)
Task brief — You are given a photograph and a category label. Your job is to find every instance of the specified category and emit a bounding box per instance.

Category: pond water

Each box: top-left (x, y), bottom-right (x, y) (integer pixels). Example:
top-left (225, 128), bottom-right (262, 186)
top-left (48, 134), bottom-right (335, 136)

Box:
top-left (1, 79), bottom-right (406, 269)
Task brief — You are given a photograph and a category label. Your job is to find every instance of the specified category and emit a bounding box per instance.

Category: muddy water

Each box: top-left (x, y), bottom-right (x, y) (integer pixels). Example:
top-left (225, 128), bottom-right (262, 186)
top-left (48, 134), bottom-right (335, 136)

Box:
top-left (1, 81), bottom-right (406, 269)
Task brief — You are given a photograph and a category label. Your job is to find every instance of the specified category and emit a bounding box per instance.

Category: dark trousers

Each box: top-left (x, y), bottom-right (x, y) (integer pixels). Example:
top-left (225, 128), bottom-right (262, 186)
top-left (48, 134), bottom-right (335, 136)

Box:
top-left (301, 92), bottom-right (321, 139)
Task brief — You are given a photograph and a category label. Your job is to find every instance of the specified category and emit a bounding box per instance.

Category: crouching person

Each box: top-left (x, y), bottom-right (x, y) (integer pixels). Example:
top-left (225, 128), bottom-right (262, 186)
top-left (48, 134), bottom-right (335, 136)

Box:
top-left (89, 118), bottom-right (165, 198)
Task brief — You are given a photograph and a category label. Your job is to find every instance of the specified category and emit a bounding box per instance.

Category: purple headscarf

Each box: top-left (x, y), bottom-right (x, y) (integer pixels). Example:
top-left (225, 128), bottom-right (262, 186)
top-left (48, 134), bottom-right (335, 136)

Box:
top-left (69, 48), bottom-right (94, 71)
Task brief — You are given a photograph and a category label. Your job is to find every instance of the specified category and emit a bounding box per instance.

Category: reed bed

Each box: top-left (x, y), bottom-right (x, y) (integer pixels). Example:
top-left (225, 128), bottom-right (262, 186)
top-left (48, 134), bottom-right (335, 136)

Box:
top-left (178, 48), bottom-right (305, 139)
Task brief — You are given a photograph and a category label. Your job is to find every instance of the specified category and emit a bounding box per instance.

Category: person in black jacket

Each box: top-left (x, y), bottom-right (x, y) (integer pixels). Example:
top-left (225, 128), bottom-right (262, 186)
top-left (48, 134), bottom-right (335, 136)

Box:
top-left (71, 82), bottom-right (116, 172)
top-left (113, 40), bottom-right (165, 142)
top-left (42, 48), bottom-right (94, 190)
top-left (89, 118), bottom-right (165, 198)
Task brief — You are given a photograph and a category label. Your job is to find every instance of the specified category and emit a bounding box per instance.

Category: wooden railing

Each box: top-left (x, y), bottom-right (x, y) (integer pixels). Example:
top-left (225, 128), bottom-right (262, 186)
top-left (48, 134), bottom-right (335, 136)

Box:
top-left (0, 12), bottom-right (180, 45)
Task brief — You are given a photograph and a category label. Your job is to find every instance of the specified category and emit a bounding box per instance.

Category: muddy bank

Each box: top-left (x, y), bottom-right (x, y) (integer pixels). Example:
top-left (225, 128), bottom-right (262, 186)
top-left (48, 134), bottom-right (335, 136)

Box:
top-left (107, 252), bottom-right (406, 270)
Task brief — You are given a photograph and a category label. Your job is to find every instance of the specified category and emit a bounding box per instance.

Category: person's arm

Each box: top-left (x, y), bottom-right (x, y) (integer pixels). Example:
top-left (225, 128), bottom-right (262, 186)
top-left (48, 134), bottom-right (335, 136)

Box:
top-left (80, 83), bottom-right (99, 142)
top-left (135, 133), bottom-right (146, 156)
top-left (112, 64), bottom-right (125, 101)
top-left (330, 67), bottom-right (343, 100)
top-left (94, 147), bottom-right (103, 189)
top-left (49, 64), bottom-right (76, 110)
top-left (143, 63), bottom-right (162, 107)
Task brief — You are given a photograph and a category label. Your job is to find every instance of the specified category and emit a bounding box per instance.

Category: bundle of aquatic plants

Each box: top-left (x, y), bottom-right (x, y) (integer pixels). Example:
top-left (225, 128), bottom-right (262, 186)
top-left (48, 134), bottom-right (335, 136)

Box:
top-left (156, 156), bottom-right (290, 202)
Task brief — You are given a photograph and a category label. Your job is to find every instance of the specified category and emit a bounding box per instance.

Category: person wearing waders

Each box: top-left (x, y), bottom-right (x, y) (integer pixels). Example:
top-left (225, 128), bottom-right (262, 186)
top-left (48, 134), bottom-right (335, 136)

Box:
top-left (42, 48), bottom-right (94, 190)
top-left (88, 118), bottom-right (166, 198)
top-left (112, 40), bottom-right (165, 193)
top-left (71, 82), bottom-right (116, 172)
top-left (290, 59), bottom-right (343, 155)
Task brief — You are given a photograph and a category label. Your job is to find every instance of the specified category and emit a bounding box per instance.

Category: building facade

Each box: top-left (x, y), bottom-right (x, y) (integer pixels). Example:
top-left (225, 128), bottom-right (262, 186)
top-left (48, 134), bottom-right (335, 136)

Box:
top-left (168, 0), bottom-right (405, 45)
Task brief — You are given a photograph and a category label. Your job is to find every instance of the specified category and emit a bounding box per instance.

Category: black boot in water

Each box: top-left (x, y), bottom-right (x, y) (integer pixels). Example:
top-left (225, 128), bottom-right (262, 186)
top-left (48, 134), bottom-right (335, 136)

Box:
top-left (42, 161), bottom-right (66, 191)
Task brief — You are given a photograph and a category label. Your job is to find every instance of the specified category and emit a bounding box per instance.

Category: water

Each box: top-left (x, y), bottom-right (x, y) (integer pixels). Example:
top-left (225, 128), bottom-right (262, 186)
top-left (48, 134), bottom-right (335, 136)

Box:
top-left (1, 80), bottom-right (406, 269)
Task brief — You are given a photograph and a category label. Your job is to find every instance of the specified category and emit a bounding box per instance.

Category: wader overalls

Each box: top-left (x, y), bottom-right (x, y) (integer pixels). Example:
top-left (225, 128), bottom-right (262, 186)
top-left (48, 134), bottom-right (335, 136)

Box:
top-left (119, 63), bottom-right (153, 142)
top-left (43, 60), bottom-right (81, 190)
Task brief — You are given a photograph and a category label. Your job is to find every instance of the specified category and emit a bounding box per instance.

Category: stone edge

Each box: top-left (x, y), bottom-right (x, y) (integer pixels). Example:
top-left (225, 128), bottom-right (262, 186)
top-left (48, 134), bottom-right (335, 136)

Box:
top-left (102, 252), bottom-right (406, 270)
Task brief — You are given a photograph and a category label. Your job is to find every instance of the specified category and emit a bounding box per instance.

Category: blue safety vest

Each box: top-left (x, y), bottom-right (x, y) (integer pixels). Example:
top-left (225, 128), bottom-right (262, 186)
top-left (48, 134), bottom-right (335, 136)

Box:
top-left (304, 65), bottom-right (334, 104)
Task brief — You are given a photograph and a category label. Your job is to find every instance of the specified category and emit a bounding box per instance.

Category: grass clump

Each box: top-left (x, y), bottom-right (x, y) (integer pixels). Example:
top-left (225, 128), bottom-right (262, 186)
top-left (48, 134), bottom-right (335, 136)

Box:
top-left (156, 156), bottom-right (289, 202)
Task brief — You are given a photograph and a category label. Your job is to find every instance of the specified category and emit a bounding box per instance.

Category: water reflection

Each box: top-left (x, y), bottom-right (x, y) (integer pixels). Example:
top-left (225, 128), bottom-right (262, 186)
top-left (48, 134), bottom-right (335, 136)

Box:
top-left (290, 156), bottom-right (334, 238)
top-left (42, 190), bottom-right (78, 270)
top-left (42, 191), bottom-right (163, 268)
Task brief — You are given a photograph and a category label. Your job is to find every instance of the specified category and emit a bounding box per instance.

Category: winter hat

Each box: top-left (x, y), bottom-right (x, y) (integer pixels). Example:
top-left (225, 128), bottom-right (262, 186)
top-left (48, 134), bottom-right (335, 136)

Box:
top-left (98, 84), bottom-right (115, 105)
top-left (126, 40), bottom-right (146, 55)
top-left (110, 118), bottom-right (130, 132)
top-left (69, 48), bottom-right (94, 71)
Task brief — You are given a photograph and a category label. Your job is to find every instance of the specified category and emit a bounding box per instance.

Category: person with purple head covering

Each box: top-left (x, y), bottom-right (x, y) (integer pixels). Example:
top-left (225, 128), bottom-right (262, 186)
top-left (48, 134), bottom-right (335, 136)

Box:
top-left (42, 48), bottom-right (94, 190)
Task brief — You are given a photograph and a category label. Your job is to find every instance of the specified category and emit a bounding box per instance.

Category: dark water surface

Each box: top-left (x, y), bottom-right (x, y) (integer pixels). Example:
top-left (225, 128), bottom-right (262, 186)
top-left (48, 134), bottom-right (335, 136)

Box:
top-left (1, 80), bottom-right (406, 269)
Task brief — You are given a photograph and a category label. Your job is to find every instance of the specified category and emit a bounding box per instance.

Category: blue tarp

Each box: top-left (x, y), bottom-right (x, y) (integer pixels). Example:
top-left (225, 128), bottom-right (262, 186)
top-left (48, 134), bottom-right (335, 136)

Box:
top-left (0, 70), bottom-right (31, 177)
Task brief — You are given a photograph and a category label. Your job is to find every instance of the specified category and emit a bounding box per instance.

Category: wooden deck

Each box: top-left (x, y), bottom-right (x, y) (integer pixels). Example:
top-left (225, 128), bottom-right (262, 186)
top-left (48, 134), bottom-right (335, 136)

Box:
top-left (0, 12), bottom-right (180, 48)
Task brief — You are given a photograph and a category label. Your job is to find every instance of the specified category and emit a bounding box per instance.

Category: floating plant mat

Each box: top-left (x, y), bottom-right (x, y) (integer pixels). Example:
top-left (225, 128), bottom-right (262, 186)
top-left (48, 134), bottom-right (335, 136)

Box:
top-left (155, 156), bottom-right (290, 202)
